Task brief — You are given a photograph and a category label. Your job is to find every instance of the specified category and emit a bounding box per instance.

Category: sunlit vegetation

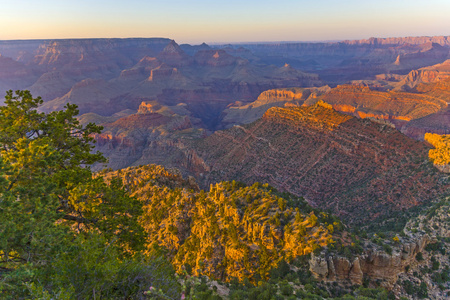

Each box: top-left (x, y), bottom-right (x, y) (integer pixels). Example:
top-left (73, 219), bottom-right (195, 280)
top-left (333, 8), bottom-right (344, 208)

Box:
top-left (106, 166), bottom-right (336, 282)
top-left (425, 133), bottom-right (450, 165)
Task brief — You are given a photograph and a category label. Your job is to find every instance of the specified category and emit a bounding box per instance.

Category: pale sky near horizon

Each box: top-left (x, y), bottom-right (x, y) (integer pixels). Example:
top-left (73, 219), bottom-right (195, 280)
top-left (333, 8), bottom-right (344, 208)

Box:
top-left (0, 0), bottom-right (449, 44)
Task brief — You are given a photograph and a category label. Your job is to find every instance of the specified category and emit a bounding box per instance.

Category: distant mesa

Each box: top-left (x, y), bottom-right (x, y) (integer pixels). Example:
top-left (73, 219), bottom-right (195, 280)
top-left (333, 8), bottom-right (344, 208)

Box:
top-left (395, 59), bottom-right (450, 90)
top-left (262, 100), bottom-right (352, 132)
top-left (221, 86), bottom-right (330, 128)
top-left (309, 84), bottom-right (447, 123)
top-left (1, 35), bottom-right (450, 139)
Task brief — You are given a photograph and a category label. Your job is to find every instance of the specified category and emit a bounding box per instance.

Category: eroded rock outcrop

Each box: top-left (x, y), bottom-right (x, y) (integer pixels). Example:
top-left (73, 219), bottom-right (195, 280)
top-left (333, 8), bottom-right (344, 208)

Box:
top-left (309, 84), bottom-right (447, 123)
top-left (310, 234), bottom-right (430, 286)
top-left (221, 86), bottom-right (330, 128)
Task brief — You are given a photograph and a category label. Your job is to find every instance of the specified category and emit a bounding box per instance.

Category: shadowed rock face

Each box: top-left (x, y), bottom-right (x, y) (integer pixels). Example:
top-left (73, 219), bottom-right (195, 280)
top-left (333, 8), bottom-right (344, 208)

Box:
top-left (186, 103), bottom-right (447, 225)
top-left (0, 55), bottom-right (37, 92)
top-left (401, 108), bottom-right (450, 140)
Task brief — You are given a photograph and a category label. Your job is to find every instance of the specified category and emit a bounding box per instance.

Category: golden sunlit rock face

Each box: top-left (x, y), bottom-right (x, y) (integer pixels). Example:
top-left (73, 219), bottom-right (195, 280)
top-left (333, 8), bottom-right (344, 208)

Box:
top-left (310, 85), bottom-right (447, 122)
top-left (264, 100), bottom-right (352, 132)
top-left (221, 87), bottom-right (330, 128)
top-left (105, 165), bottom-right (333, 282)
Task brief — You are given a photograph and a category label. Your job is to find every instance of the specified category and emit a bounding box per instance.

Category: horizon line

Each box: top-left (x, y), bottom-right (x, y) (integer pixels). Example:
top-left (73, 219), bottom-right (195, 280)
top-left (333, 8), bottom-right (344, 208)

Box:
top-left (0, 34), bottom-right (449, 46)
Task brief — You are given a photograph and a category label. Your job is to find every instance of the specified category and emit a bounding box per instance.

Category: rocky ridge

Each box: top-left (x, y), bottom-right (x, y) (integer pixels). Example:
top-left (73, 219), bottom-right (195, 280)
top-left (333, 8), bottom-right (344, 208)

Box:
top-left (312, 84), bottom-right (448, 122)
top-left (309, 234), bottom-right (430, 286)
top-left (221, 86), bottom-right (331, 128)
top-left (186, 103), bottom-right (447, 225)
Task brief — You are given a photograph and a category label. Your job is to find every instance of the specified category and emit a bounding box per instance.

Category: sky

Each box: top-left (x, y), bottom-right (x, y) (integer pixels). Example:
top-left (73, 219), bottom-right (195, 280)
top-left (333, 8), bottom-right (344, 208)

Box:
top-left (0, 0), bottom-right (449, 44)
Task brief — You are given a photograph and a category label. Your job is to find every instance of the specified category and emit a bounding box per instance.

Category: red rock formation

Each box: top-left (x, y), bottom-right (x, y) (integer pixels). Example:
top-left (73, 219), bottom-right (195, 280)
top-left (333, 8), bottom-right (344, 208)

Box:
top-left (187, 103), bottom-right (447, 224)
top-left (92, 109), bottom-right (205, 171)
top-left (310, 84), bottom-right (447, 122)
top-left (221, 87), bottom-right (330, 128)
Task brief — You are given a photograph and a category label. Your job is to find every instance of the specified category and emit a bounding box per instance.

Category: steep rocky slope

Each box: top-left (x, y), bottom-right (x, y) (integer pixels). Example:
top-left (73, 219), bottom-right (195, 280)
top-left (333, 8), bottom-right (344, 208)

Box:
top-left (309, 197), bottom-right (450, 299)
top-left (392, 199), bottom-right (450, 299)
top-left (188, 102), bottom-right (447, 225)
top-left (309, 232), bottom-right (431, 286)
